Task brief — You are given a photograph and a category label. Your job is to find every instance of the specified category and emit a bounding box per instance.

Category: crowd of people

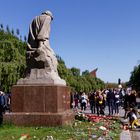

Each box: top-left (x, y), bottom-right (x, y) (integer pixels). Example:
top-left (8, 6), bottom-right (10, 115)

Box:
top-left (0, 86), bottom-right (140, 128)
top-left (72, 86), bottom-right (140, 129)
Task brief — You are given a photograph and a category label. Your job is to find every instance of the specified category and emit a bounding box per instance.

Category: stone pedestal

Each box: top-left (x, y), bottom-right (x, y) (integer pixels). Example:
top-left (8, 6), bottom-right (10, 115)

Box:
top-left (4, 85), bottom-right (74, 126)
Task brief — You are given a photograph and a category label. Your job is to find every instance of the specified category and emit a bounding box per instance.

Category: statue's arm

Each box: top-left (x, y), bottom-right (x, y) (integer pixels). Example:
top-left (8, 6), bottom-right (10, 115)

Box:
top-left (37, 18), bottom-right (50, 41)
top-left (27, 43), bottom-right (37, 51)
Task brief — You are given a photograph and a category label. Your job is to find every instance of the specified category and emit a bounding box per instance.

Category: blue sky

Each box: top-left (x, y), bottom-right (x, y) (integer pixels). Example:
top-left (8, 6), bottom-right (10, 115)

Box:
top-left (0, 0), bottom-right (140, 83)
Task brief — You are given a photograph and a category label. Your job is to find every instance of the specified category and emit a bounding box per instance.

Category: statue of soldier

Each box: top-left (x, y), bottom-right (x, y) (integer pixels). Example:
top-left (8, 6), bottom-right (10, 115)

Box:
top-left (18, 11), bottom-right (66, 85)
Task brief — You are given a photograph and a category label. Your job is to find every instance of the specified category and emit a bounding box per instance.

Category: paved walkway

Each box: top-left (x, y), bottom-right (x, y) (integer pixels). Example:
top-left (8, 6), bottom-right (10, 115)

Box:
top-left (131, 131), bottom-right (140, 140)
top-left (120, 130), bottom-right (131, 140)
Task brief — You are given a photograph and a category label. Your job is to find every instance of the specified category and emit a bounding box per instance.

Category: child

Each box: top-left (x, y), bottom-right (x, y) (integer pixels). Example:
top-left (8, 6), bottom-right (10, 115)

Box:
top-left (127, 108), bottom-right (140, 129)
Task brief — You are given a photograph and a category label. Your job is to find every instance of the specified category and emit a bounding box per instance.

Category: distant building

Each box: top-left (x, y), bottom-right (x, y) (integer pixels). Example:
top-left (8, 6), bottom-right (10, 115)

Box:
top-left (89, 68), bottom-right (98, 77)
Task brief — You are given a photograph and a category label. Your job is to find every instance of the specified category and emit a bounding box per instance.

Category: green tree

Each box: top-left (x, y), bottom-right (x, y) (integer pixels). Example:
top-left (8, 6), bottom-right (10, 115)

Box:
top-left (0, 24), bottom-right (4, 31)
top-left (0, 29), bottom-right (26, 92)
top-left (57, 55), bottom-right (105, 93)
top-left (6, 25), bottom-right (10, 34)
top-left (20, 35), bottom-right (22, 40)
top-left (16, 28), bottom-right (20, 36)
top-left (82, 70), bottom-right (90, 76)
top-left (129, 65), bottom-right (140, 95)
top-left (70, 67), bottom-right (80, 77)
top-left (11, 28), bottom-right (14, 35)
top-left (24, 35), bottom-right (27, 42)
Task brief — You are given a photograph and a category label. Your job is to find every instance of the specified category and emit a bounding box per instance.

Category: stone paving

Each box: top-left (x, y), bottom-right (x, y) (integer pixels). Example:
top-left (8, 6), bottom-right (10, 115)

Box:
top-left (120, 130), bottom-right (131, 140)
top-left (131, 131), bottom-right (140, 140)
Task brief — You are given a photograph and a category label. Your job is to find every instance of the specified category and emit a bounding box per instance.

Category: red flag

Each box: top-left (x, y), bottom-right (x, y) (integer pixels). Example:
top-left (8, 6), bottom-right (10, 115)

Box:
top-left (90, 68), bottom-right (98, 77)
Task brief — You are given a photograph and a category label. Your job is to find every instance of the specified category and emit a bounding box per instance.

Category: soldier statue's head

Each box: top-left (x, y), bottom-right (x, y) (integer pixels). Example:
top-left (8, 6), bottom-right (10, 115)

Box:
top-left (42, 10), bottom-right (53, 20)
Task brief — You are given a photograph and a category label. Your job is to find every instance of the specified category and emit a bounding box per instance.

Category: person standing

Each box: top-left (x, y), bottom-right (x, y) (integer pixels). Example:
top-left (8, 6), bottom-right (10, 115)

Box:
top-left (96, 90), bottom-right (104, 116)
top-left (89, 92), bottom-right (96, 114)
top-left (0, 95), bottom-right (3, 125)
top-left (107, 89), bottom-right (115, 116)
top-left (123, 91), bottom-right (131, 118)
top-left (114, 89), bottom-right (120, 115)
top-left (81, 93), bottom-right (88, 111)
top-left (74, 93), bottom-right (79, 108)
top-left (129, 90), bottom-right (137, 108)
top-left (0, 91), bottom-right (5, 125)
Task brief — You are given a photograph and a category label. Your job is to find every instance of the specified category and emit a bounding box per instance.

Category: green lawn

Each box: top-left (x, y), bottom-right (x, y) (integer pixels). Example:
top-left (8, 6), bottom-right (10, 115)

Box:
top-left (0, 117), bottom-right (122, 140)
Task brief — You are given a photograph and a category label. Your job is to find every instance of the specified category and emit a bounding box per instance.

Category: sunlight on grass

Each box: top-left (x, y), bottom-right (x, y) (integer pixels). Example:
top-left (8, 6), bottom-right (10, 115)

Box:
top-left (0, 117), bottom-right (121, 140)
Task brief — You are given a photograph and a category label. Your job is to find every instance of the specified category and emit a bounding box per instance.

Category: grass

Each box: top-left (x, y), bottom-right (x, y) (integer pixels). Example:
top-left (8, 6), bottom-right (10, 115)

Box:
top-left (0, 116), bottom-right (122, 140)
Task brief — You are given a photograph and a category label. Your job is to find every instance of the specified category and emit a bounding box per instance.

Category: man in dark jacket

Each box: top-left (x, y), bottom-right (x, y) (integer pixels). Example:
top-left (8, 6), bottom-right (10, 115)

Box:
top-left (0, 91), bottom-right (6, 125)
top-left (107, 89), bottom-right (115, 116)
top-left (89, 92), bottom-right (96, 114)
top-left (0, 92), bottom-right (3, 125)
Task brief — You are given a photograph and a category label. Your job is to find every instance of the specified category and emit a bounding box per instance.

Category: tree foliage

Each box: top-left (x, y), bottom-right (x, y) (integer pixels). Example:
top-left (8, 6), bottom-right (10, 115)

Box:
top-left (82, 70), bottom-right (90, 76)
top-left (129, 65), bottom-right (140, 95)
top-left (0, 27), bottom-right (26, 92)
top-left (57, 56), bottom-right (105, 93)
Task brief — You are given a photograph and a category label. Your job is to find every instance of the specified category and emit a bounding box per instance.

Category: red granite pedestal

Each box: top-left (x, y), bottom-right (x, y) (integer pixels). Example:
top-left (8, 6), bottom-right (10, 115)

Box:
top-left (4, 85), bottom-right (74, 126)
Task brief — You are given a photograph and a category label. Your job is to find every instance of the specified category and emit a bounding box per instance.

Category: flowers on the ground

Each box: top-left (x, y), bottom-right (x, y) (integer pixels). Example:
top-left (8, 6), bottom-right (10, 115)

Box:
top-left (19, 134), bottom-right (31, 140)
